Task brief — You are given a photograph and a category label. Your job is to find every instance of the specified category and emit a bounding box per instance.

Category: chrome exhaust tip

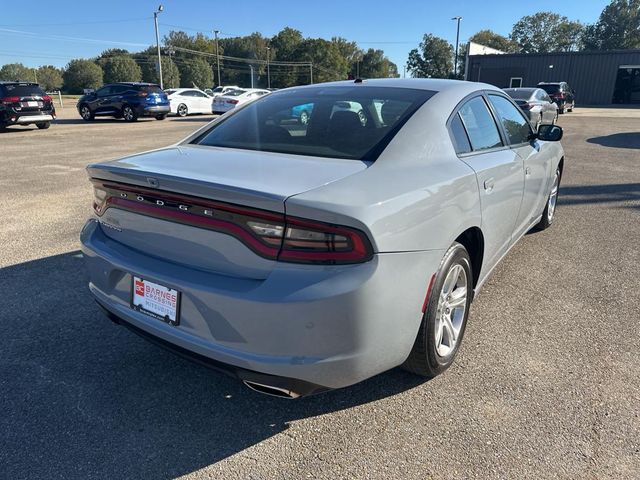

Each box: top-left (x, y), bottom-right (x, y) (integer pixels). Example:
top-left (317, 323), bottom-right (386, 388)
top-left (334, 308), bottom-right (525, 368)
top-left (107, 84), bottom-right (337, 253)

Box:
top-left (243, 380), bottom-right (300, 399)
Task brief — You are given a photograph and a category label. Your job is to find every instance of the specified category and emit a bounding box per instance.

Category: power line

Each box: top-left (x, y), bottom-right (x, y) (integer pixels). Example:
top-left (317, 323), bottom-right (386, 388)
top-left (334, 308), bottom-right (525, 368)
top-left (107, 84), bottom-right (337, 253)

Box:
top-left (0, 27), bottom-right (149, 48)
top-left (0, 18), bottom-right (150, 28)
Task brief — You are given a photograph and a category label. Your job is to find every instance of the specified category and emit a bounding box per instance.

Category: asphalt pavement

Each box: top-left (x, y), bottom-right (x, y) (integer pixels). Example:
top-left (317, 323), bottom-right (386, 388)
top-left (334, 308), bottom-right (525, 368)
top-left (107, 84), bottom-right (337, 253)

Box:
top-left (0, 107), bottom-right (638, 479)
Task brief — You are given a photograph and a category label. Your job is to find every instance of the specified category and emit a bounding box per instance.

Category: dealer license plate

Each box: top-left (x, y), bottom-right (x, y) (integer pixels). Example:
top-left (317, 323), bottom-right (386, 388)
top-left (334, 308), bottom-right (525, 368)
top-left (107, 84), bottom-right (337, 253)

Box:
top-left (131, 276), bottom-right (180, 325)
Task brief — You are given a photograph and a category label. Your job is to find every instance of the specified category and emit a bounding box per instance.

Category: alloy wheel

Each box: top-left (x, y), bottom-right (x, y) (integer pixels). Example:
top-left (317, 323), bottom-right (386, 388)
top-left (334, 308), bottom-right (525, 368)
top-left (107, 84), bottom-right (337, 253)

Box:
top-left (178, 104), bottom-right (188, 117)
top-left (81, 106), bottom-right (91, 120)
top-left (123, 107), bottom-right (134, 121)
top-left (434, 264), bottom-right (468, 357)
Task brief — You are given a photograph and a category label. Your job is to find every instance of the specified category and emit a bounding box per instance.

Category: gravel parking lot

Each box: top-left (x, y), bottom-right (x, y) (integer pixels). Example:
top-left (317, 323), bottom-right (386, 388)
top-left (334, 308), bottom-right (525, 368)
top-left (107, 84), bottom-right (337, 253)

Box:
top-left (1, 106), bottom-right (638, 479)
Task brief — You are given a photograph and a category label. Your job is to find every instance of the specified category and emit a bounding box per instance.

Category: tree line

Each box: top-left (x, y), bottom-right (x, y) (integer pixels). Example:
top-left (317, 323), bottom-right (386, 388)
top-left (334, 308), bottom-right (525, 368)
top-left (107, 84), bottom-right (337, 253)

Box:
top-left (0, 27), bottom-right (398, 93)
top-left (409, 0), bottom-right (639, 78)
top-left (0, 0), bottom-right (637, 91)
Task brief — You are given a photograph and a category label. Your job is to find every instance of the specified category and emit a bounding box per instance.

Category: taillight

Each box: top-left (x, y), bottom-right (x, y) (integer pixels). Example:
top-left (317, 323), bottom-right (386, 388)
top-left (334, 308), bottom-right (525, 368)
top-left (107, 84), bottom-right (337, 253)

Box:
top-left (42, 95), bottom-right (52, 102)
top-left (138, 92), bottom-right (148, 97)
top-left (553, 93), bottom-right (565, 100)
top-left (279, 218), bottom-right (372, 264)
top-left (1, 96), bottom-right (20, 104)
top-left (228, 99), bottom-right (239, 105)
top-left (91, 181), bottom-right (373, 265)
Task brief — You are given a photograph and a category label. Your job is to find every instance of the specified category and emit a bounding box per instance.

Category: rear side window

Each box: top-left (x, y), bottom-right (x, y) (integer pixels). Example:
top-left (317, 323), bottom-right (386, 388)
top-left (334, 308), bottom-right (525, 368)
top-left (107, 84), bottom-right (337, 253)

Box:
top-left (3, 84), bottom-right (46, 96)
top-left (139, 85), bottom-right (163, 94)
top-left (457, 96), bottom-right (503, 151)
top-left (450, 113), bottom-right (471, 154)
top-left (193, 86), bottom-right (435, 161)
top-left (487, 94), bottom-right (532, 145)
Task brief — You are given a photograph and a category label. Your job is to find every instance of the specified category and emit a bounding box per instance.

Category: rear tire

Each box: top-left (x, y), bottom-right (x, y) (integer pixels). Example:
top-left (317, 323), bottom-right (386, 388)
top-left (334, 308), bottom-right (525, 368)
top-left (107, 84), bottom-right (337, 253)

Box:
top-left (403, 242), bottom-right (473, 378)
top-left (36, 122), bottom-right (50, 129)
top-left (177, 104), bottom-right (188, 117)
top-left (122, 105), bottom-right (138, 122)
top-left (155, 114), bottom-right (167, 120)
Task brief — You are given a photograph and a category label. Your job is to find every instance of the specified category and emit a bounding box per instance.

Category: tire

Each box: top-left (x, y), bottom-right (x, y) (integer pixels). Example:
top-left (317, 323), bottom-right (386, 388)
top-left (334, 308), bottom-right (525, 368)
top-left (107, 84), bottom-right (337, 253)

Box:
top-left (155, 114), bottom-right (167, 120)
top-left (122, 105), bottom-right (138, 122)
top-left (80, 104), bottom-right (94, 121)
top-left (558, 102), bottom-right (565, 114)
top-left (36, 122), bottom-right (50, 129)
top-left (177, 104), bottom-right (188, 117)
top-left (299, 110), bottom-right (309, 125)
top-left (403, 242), bottom-right (473, 378)
top-left (534, 167), bottom-right (561, 231)
top-left (552, 111), bottom-right (559, 124)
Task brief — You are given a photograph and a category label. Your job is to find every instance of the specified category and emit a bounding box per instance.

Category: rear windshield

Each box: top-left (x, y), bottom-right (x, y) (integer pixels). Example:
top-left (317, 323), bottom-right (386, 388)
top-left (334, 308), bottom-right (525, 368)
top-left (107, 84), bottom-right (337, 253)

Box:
top-left (224, 89), bottom-right (246, 97)
top-left (505, 89), bottom-right (534, 100)
top-left (138, 85), bottom-right (163, 94)
top-left (538, 84), bottom-right (560, 94)
top-left (193, 86), bottom-right (435, 161)
top-left (2, 83), bottom-right (46, 96)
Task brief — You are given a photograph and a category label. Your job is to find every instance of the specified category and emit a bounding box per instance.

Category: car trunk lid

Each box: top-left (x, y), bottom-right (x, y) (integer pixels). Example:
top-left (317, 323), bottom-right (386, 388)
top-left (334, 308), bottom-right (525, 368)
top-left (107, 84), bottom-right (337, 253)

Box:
top-left (88, 146), bottom-right (369, 279)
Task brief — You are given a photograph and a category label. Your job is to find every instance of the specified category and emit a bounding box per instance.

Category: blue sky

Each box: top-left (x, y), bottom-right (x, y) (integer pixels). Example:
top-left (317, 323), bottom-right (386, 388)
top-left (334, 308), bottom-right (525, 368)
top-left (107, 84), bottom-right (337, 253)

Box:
top-left (0, 0), bottom-right (609, 72)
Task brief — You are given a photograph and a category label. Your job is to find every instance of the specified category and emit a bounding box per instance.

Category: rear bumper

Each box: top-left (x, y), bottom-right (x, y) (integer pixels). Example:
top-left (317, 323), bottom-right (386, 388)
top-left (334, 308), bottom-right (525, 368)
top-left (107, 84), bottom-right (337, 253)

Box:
top-left (139, 105), bottom-right (170, 116)
top-left (80, 219), bottom-right (444, 391)
top-left (1, 112), bottom-right (54, 124)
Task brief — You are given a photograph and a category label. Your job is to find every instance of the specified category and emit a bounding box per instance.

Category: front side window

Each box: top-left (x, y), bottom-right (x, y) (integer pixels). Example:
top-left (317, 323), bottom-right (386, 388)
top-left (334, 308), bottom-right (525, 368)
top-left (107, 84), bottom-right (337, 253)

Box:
top-left (488, 94), bottom-right (532, 145)
top-left (457, 96), bottom-right (503, 151)
top-left (96, 86), bottom-right (112, 97)
top-left (193, 86), bottom-right (435, 161)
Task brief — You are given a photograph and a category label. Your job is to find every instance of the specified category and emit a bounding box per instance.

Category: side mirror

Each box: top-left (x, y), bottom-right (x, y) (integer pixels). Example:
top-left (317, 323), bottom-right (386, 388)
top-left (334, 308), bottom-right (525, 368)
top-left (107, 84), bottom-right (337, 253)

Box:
top-left (537, 124), bottom-right (563, 142)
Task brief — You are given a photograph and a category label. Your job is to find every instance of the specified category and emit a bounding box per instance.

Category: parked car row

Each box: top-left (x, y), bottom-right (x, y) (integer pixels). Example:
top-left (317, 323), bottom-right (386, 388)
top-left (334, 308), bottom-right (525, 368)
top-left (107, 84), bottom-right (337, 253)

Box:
top-left (503, 81), bottom-right (575, 131)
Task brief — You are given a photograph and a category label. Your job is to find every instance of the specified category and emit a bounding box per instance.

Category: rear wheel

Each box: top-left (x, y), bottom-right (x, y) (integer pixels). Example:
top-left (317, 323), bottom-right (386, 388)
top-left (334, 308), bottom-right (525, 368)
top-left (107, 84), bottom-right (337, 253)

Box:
top-left (403, 242), bottom-right (472, 378)
top-left (80, 104), bottom-right (94, 121)
top-left (177, 104), bottom-right (188, 117)
top-left (155, 114), bottom-right (167, 120)
top-left (122, 105), bottom-right (138, 122)
top-left (535, 167), bottom-right (561, 231)
top-left (36, 122), bottom-right (50, 129)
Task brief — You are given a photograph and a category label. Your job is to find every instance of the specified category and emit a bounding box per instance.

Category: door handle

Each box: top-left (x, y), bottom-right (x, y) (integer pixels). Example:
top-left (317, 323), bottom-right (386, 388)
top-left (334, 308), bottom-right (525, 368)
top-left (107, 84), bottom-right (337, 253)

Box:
top-left (484, 178), bottom-right (495, 192)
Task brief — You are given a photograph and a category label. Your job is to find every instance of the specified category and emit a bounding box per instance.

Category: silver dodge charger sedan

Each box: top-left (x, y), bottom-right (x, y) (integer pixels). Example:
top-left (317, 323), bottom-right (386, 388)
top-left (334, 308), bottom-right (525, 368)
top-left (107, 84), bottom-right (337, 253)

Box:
top-left (81, 79), bottom-right (564, 398)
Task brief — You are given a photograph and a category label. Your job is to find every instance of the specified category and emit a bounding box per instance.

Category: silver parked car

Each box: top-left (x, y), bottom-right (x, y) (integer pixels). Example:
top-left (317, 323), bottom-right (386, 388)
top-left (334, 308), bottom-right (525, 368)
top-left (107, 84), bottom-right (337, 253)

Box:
top-left (504, 87), bottom-right (559, 130)
top-left (81, 79), bottom-right (564, 398)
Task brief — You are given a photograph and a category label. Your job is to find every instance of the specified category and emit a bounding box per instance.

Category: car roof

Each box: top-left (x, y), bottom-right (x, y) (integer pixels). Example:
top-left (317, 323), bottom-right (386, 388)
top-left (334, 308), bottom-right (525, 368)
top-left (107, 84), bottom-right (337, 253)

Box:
top-left (275, 78), bottom-right (501, 97)
top-left (504, 87), bottom-right (539, 93)
top-left (109, 82), bottom-right (159, 86)
top-left (0, 81), bottom-right (38, 85)
top-left (537, 82), bottom-right (563, 85)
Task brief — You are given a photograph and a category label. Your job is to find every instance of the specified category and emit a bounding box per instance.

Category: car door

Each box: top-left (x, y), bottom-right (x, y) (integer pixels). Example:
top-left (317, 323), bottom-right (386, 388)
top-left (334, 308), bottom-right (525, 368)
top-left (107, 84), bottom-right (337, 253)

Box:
top-left (195, 91), bottom-right (212, 113)
top-left (487, 93), bottom-right (551, 239)
top-left (93, 86), bottom-right (113, 114)
top-left (539, 91), bottom-right (555, 123)
top-left (109, 85), bottom-right (129, 113)
top-left (454, 95), bottom-right (525, 270)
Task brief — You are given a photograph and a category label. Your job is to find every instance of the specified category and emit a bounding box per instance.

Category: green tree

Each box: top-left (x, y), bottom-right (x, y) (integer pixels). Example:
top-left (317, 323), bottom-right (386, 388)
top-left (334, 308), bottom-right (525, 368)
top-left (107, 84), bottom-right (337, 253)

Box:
top-left (140, 56), bottom-right (180, 88)
top-left (102, 56), bottom-right (142, 83)
top-left (270, 28), bottom-right (305, 87)
top-left (292, 38), bottom-right (350, 84)
top-left (468, 29), bottom-right (518, 52)
top-left (36, 65), bottom-right (64, 91)
top-left (582, 0), bottom-right (640, 50)
top-left (63, 59), bottom-right (103, 93)
top-left (510, 12), bottom-right (584, 53)
top-left (358, 48), bottom-right (399, 78)
top-left (95, 48), bottom-right (131, 67)
top-left (0, 63), bottom-right (35, 82)
top-left (178, 57), bottom-right (213, 88)
top-left (406, 34), bottom-right (453, 78)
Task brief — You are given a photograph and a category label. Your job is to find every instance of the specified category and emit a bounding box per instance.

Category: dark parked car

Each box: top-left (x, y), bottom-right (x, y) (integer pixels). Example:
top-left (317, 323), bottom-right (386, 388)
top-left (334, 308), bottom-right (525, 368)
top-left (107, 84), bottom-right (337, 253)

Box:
top-left (0, 81), bottom-right (55, 131)
top-left (77, 83), bottom-right (170, 122)
top-left (504, 87), bottom-right (558, 130)
top-left (537, 82), bottom-right (575, 114)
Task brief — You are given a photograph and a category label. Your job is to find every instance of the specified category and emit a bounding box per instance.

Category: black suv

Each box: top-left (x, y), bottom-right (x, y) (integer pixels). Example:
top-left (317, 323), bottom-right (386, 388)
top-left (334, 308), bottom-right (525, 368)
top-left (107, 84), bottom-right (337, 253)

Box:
top-left (537, 82), bottom-right (575, 114)
top-left (77, 83), bottom-right (170, 122)
top-left (0, 82), bottom-right (55, 131)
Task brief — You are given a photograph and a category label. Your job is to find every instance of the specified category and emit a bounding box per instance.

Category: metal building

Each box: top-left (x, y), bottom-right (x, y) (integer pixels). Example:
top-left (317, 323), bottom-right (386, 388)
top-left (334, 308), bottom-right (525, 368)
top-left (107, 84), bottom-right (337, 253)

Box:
top-left (466, 49), bottom-right (640, 105)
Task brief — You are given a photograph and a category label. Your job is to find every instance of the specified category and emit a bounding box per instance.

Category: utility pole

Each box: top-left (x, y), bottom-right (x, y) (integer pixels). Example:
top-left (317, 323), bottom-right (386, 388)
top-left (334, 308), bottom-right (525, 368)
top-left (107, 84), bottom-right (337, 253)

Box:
top-left (249, 64), bottom-right (255, 88)
top-left (154, 5), bottom-right (164, 89)
top-left (214, 30), bottom-right (221, 87)
top-left (403, 66), bottom-right (406, 79)
top-left (310, 63), bottom-right (313, 84)
top-left (452, 16), bottom-right (462, 78)
top-left (266, 46), bottom-right (271, 89)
